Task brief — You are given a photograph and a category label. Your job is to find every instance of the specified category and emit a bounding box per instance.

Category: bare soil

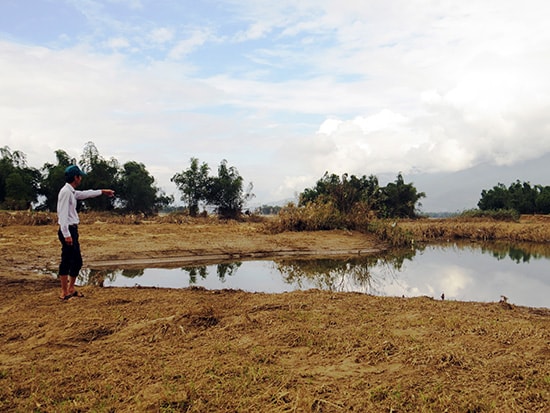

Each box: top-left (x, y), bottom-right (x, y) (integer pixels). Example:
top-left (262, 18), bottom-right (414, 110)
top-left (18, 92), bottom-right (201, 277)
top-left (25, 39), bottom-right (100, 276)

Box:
top-left (1, 217), bottom-right (549, 412)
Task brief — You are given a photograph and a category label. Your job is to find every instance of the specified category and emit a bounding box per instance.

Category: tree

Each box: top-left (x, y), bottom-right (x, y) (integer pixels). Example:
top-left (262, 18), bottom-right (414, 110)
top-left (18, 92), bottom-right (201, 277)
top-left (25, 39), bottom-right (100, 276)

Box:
top-left (118, 161), bottom-right (172, 214)
top-left (535, 186), bottom-right (550, 214)
top-left (478, 183), bottom-right (510, 211)
top-left (171, 157), bottom-right (210, 216)
top-left (38, 150), bottom-right (74, 212)
top-left (299, 171), bottom-right (392, 218)
top-left (0, 146), bottom-right (41, 210)
top-left (78, 142), bottom-right (119, 211)
top-left (206, 160), bottom-right (254, 219)
top-left (508, 180), bottom-right (537, 215)
top-left (479, 180), bottom-right (550, 215)
top-left (299, 172), bottom-right (382, 214)
top-left (379, 173), bottom-right (425, 218)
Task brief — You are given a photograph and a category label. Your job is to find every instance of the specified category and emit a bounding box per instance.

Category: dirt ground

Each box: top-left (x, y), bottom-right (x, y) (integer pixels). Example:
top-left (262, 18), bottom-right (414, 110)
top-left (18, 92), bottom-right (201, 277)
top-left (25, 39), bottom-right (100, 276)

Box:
top-left (1, 217), bottom-right (549, 412)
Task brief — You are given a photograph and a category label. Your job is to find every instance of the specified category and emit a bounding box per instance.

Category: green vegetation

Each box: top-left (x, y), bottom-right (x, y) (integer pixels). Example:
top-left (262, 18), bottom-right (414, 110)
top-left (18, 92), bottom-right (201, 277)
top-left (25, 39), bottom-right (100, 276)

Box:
top-left (171, 157), bottom-right (210, 217)
top-left (206, 159), bottom-right (254, 219)
top-left (118, 161), bottom-right (172, 215)
top-left (265, 171), bottom-right (425, 247)
top-left (0, 147), bottom-right (41, 210)
top-left (2, 144), bottom-right (254, 218)
top-left (79, 141), bottom-right (119, 211)
top-left (38, 149), bottom-right (74, 212)
top-left (172, 158), bottom-right (254, 219)
top-left (298, 171), bottom-right (425, 219)
top-left (478, 180), bottom-right (550, 215)
top-left (9, 141), bottom-right (550, 225)
top-left (35, 142), bottom-right (172, 215)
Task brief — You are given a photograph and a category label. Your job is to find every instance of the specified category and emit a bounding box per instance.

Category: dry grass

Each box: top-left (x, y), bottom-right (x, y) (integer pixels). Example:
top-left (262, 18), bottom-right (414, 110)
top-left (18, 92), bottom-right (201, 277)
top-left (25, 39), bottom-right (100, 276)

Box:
top-left (399, 215), bottom-right (550, 243)
top-left (0, 210), bottom-right (265, 227)
top-left (1, 279), bottom-right (549, 412)
top-left (1, 211), bottom-right (549, 411)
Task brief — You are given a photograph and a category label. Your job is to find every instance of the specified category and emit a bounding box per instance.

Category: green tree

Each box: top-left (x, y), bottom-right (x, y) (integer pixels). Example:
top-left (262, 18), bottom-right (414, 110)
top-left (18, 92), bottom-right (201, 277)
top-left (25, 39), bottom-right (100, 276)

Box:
top-left (118, 161), bottom-right (172, 214)
top-left (299, 172), bottom-right (381, 214)
top-left (478, 181), bottom-right (546, 214)
top-left (0, 146), bottom-right (41, 210)
top-left (379, 173), bottom-right (425, 218)
top-left (535, 185), bottom-right (550, 214)
top-left (78, 142), bottom-right (119, 211)
top-left (206, 160), bottom-right (253, 219)
top-left (511, 181), bottom-right (538, 214)
top-left (477, 180), bottom-right (550, 215)
top-left (171, 157), bottom-right (210, 216)
top-left (38, 150), bottom-right (74, 212)
top-left (478, 183), bottom-right (510, 211)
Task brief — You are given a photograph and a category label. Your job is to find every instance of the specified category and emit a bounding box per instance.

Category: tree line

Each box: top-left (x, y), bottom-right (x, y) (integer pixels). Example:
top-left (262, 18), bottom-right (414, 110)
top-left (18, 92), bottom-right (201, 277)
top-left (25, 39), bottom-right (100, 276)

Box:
top-left (299, 171), bottom-right (426, 219)
top-left (0, 142), bottom-right (251, 217)
top-left (0, 143), bottom-right (425, 219)
top-left (3, 142), bottom-right (548, 218)
top-left (478, 180), bottom-right (550, 215)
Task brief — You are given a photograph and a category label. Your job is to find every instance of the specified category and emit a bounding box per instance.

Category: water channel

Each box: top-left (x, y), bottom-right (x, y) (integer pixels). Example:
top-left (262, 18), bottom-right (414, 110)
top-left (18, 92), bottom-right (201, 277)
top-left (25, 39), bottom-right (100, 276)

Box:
top-left (82, 242), bottom-right (550, 308)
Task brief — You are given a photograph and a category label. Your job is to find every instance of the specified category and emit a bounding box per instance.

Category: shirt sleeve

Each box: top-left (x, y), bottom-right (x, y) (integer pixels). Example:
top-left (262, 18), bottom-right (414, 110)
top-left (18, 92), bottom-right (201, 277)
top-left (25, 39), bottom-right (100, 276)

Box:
top-left (57, 188), bottom-right (72, 238)
top-left (75, 189), bottom-right (103, 200)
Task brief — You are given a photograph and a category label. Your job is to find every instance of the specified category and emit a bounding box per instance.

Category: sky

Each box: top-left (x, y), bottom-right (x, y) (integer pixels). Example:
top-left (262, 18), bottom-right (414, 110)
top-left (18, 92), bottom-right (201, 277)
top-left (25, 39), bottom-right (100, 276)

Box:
top-left (1, 0), bottom-right (550, 212)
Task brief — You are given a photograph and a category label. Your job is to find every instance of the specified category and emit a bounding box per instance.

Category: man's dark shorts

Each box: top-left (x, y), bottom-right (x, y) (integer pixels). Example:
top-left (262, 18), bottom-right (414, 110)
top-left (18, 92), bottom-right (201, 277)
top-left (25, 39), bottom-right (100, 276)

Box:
top-left (58, 224), bottom-right (82, 277)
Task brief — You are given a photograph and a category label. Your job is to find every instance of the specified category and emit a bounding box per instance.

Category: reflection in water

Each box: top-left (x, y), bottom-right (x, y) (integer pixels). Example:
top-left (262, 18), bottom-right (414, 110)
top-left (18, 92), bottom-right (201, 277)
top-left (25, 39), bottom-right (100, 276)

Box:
top-left (482, 242), bottom-right (550, 263)
top-left (86, 268), bottom-right (144, 287)
top-left (82, 262), bottom-right (242, 287)
top-left (79, 242), bottom-right (550, 308)
top-left (274, 252), bottom-right (414, 294)
top-left (433, 241), bottom-right (550, 263)
top-left (181, 266), bottom-right (207, 284)
top-left (180, 262), bottom-right (242, 283)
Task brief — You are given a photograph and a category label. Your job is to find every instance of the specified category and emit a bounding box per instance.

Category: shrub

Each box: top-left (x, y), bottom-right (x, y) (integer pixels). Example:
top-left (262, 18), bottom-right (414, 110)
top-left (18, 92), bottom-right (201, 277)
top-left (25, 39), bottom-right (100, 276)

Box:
top-left (366, 220), bottom-right (413, 248)
top-left (266, 202), bottom-right (345, 232)
top-left (266, 200), bottom-right (413, 248)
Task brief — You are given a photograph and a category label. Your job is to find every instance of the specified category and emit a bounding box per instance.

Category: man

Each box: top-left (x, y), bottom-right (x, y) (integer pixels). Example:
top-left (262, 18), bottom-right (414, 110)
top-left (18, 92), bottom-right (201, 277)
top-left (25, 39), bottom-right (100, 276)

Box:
top-left (57, 165), bottom-right (115, 301)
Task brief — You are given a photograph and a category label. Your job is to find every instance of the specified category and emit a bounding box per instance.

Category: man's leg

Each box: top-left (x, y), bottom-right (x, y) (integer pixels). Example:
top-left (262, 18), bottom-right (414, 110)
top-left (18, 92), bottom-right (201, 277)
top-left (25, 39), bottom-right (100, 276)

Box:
top-left (68, 276), bottom-right (81, 296)
top-left (58, 227), bottom-right (83, 300)
top-left (59, 275), bottom-right (70, 299)
top-left (58, 229), bottom-right (72, 299)
top-left (67, 226), bottom-right (83, 297)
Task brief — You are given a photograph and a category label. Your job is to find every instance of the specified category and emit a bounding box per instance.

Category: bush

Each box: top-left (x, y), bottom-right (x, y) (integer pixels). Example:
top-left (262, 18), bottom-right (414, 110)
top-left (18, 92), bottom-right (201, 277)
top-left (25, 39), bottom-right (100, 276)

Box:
top-left (266, 202), bottom-right (345, 232)
top-left (366, 220), bottom-right (413, 248)
top-left (266, 200), bottom-right (412, 248)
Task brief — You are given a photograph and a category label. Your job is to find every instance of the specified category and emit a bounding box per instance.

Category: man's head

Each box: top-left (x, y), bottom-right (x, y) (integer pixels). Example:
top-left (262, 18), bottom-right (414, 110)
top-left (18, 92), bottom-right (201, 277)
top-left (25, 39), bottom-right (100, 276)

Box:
top-left (64, 165), bottom-right (87, 184)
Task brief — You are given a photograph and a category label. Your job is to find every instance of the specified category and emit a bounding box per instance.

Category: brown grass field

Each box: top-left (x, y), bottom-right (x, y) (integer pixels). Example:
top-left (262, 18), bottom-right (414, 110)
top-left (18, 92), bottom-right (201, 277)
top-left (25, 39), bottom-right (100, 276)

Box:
top-left (0, 212), bottom-right (549, 412)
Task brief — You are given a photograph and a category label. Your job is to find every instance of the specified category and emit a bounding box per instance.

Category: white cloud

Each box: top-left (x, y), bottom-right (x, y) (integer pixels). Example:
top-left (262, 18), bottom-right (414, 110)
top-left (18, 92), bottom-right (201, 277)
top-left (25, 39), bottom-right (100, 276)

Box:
top-left (317, 119), bottom-right (342, 135)
top-left (234, 22), bottom-right (272, 42)
top-left (106, 37), bottom-right (130, 50)
top-left (274, 176), bottom-right (312, 201)
top-left (168, 29), bottom-right (212, 60)
top-left (2, 0), bottom-right (550, 208)
top-left (353, 110), bottom-right (408, 135)
top-left (149, 27), bottom-right (174, 44)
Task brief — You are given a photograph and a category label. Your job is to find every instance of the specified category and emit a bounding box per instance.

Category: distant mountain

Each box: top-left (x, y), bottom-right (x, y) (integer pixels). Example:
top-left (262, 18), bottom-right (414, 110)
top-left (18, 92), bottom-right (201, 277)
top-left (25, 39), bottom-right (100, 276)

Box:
top-left (410, 153), bottom-right (550, 213)
top-left (254, 154), bottom-right (550, 214)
